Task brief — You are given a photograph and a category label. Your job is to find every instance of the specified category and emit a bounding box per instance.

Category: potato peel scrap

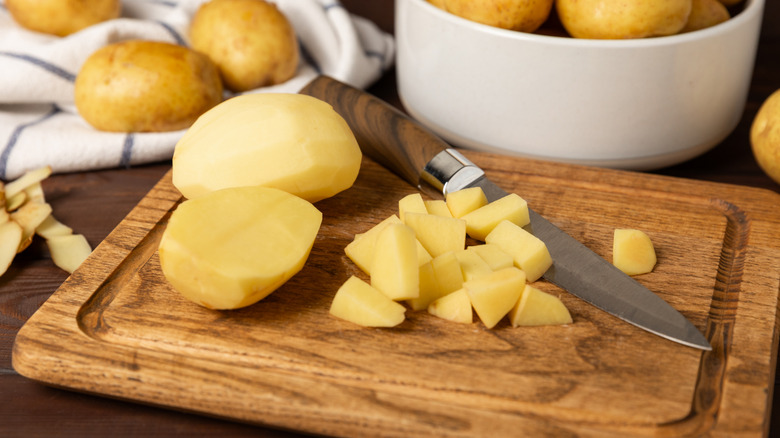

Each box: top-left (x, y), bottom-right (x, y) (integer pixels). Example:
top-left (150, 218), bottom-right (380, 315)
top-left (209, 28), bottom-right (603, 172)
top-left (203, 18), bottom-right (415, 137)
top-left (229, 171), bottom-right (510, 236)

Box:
top-left (0, 166), bottom-right (93, 277)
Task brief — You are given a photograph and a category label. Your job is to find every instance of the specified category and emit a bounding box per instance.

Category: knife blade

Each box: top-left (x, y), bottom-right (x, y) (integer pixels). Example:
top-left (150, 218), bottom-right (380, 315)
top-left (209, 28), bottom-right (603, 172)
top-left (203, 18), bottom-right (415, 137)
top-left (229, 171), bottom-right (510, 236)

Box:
top-left (300, 75), bottom-right (711, 351)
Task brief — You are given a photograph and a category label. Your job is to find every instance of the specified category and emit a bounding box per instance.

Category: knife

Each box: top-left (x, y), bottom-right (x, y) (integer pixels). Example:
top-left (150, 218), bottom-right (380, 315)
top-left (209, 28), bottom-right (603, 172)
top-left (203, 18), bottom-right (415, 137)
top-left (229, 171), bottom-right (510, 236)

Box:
top-left (300, 75), bottom-right (712, 351)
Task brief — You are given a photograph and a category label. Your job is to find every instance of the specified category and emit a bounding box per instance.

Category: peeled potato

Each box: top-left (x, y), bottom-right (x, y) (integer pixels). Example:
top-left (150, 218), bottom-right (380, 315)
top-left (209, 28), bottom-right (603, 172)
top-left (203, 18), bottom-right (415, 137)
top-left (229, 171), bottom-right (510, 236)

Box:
top-left (7, 0), bottom-right (120, 37)
top-left (190, 0), bottom-right (299, 92)
top-left (158, 186), bottom-right (322, 310)
top-left (172, 93), bottom-right (362, 203)
top-left (74, 40), bottom-right (223, 132)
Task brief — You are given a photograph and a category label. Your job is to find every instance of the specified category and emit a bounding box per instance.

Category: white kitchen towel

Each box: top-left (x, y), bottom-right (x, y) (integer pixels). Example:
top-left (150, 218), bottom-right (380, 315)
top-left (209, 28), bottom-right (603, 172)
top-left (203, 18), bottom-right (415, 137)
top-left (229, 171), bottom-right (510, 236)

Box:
top-left (0, 0), bottom-right (395, 180)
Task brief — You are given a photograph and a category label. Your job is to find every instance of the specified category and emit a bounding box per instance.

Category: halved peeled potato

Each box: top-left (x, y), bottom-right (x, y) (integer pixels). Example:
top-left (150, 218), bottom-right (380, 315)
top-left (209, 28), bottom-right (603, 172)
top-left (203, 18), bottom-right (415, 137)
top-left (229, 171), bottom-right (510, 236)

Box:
top-left (158, 186), bottom-right (322, 310)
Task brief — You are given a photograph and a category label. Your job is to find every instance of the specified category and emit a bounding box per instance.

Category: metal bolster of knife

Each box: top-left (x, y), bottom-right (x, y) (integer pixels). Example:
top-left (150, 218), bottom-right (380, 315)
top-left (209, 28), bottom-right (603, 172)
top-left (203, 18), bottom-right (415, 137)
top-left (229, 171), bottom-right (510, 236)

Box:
top-left (420, 149), bottom-right (485, 196)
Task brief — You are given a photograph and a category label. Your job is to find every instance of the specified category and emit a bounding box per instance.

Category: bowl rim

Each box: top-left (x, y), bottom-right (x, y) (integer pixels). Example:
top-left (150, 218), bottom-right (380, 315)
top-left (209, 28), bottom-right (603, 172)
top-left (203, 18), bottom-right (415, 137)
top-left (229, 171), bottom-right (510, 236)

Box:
top-left (406, 0), bottom-right (765, 48)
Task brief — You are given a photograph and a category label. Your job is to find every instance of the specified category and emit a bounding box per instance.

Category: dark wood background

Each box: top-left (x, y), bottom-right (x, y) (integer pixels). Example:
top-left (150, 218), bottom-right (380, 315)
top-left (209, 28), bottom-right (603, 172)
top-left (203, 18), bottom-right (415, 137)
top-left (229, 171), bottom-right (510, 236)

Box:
top-left (1, 0), bottom-right (778, 436)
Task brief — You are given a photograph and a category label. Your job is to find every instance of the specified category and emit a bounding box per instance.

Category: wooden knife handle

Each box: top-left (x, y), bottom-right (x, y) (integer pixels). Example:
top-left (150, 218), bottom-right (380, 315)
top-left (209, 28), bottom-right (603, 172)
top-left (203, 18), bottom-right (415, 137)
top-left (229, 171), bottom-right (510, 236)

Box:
top-left (299, 75), bottom-right (449, 188)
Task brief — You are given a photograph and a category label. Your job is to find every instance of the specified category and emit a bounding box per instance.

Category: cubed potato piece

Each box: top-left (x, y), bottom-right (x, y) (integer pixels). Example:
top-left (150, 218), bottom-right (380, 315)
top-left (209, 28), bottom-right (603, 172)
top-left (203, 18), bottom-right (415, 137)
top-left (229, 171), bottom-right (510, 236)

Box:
top-left (469, 244), bottom-right (514, 271)
top-left (464, 267), bottom-right (526, 329)
top-left (407, 261), bottom-right (446, 311)
top-left (424, 199), bottom-right (453, 217)
top-left (485, 220), bottom-right (552, 282)
top-left (345, 215), bottom-right (431, 274)
top-left (428, 288), bottom-right (472, 324)
top-left (403, 212), bottom-right (466, 257)
top-left (371, 223), bottom-right (419, 300)
top-left (612, 228), bottom-right (657, 276)
top-left (509, 284), bottom-right (572, 327)
top-left (460, 193), bottom-right (530, 241)
top-left (399, 193), bottom-right (427, 222)
top-left (431, 251), bottom-right (464, 296)
top-left (0, 221), bottom-right (23, 276)
top-left (330, 276), bottom-right (406, 327)
top-left (445, 186), bottom-right (488, 218)
top-left (158, 186), bottom-right (322, 310)
top-left (46, 233), bottom-right (92, 274)
top-left (455, 248), bottom-right (493, 281)
top-left (172, 93), bottom-right (361, 203)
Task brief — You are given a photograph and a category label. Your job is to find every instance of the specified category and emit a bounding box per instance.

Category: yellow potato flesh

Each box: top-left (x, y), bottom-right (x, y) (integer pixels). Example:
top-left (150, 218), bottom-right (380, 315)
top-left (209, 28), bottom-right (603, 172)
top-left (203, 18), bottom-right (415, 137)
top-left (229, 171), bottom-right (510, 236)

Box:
top-left (445, 187), bottom-right (488, 218)
top-left (455, 248), bottom-right (493, 281)
top-left (468, 244), bottom-right (514, 271)
top-left (485, 220), bottom-right (552, 282)
top-left (428, 288), bottom-right (473, 324)
top-left (612, 229), bottom-right (657, 276)
top-left (461, 193), bottom-right (530, 241)
top-left (509, 284), bottom-right (573, 327)
top-left (329, 276), bottom-right (406, 327)
top-left (424, 199), bottom-right (453, 217)
top-left (398, 193), bottom-right (427, 222)
top-left (345, 215), bottom-right (431, 274)
top-left (158, 186), bottom-right (322, 310)
top-left (173, 93), bottom-right (362, 203)
top-left (403, 212), bottom-right (466, 258)
top-left (370, 223), bottom-right (420, 301)
top-left (464, 267), bottom-right (526, 329)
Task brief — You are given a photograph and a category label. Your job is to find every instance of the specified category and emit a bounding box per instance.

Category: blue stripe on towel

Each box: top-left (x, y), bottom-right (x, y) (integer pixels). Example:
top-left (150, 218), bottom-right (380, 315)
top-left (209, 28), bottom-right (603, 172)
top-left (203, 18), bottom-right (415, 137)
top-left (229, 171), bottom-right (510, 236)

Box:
top-left (120, 133), bottom-right (135, 168)
top-left (0, 105), bottom-right (61, 180)
top-left (155, 20), bottom-right (187, 46)
top-left (0, 52), bottom-right (77, 82)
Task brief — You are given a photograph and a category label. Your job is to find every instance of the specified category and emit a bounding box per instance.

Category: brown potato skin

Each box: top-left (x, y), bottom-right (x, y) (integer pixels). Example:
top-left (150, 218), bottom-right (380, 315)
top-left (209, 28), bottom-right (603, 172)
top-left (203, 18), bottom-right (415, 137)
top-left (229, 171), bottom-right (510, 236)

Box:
top-left (189, 0), bottom-right (299, 92)
top-left (7, 0), bottom-right (121, 37)
top-left (74, 40), bottom-right (224, 133)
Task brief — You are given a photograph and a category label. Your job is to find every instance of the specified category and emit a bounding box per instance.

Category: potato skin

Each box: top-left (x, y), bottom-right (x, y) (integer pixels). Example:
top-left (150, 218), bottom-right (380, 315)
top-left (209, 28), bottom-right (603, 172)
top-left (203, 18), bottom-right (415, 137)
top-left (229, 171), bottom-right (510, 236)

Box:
top-left (74, 40), bottom-right (223, 133)
top-left (7, 0), bottom-right (120, 37)
top-left (189, 0), bottom-right (299, 92)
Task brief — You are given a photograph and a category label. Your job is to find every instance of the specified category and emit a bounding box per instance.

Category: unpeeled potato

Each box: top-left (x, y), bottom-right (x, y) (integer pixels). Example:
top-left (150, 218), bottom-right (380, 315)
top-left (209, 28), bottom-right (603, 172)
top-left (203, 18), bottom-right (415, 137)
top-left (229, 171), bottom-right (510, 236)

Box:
top-left (555, 0), bottom-right (693, 39)
top-left (443, 0), bottom-right (554, 33)
top-left (6, 0), bottom-right (120, 37)
top-left (74, 40), bottom-right (223, 133)
top-left (190, 0), bottom-right (299, 92)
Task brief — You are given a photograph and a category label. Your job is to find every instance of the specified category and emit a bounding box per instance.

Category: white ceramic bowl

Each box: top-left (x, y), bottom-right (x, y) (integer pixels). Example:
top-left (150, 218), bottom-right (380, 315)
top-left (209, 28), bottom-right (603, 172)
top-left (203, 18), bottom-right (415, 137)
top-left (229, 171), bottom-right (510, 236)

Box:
top-left (395, 0), bottom-right (765, 170)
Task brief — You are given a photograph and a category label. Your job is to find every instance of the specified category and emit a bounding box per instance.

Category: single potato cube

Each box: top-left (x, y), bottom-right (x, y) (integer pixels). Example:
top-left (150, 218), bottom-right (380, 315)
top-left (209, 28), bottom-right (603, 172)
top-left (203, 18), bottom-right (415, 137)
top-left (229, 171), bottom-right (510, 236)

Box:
top-left (345, 215), bottom-right (431, 274)
top-left (424, 199), bottom-right (453, 217)
top-left (460, 193), bottom-right (530, 241)
top-left (158, 186), bottom-right (322, 310)
top-left (613, 228), bottom-right (657, 276)
top-left (445, 186), bottom-right (488, 218)
top-left (407, 261), bottom-right (443, 311)
top-left (469, 244), bottom-right (514, 271)
top-left (509, 284), bottom-right (572, 327)
top-left (464, 267), bottom-right (526, 329)
top-left (455, 248), bottom-right (493, 281)
top-left (403, 212), bottom-right (466, 257)
top-left (431, 251), bottom-right (465, 296)
top-left (330, 276), bottom-right (406, 327)
top-left (371, 223), bottom-right (419, 300)
top-left (428, 288), bottom-right (473, 324)
top-left (485, 220), bottom-right (552, 282)
top-left (399, 193), bottom-right (428, 222)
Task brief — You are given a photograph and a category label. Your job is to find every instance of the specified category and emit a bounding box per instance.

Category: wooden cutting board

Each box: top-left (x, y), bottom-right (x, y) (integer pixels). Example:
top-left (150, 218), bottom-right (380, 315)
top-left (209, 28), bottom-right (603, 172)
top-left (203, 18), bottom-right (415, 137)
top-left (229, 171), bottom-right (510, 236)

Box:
top-left (12, 152), bottom-right (780, 437)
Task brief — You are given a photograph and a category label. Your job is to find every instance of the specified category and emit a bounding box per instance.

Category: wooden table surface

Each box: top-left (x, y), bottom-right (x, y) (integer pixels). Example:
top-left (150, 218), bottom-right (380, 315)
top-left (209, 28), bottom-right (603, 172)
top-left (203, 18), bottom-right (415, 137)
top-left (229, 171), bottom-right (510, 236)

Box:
top-left (1, 1), bottom-right (779, 437)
